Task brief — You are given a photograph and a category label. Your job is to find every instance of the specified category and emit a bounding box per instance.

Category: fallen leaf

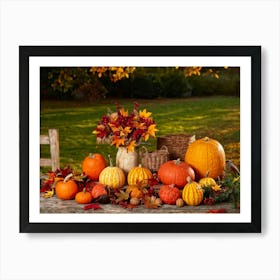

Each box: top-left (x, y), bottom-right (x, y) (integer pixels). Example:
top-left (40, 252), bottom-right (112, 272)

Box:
top-left (208, 209), bottom-right (227, 213)
top-left (115, 190), bottom-right (130, 203)
top-left (44, 189), bottom-right (54, 198)
top-left (144, 195), bottom-right (162, 209)
top-left (84, 203), bottom-right (102, 210)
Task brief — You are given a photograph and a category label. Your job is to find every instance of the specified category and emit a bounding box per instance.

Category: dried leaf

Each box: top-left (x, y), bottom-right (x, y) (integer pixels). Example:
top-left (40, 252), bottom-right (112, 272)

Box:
top-left (144, 195), bottom-right (162, 209)
top-left (208, 209), bottom-right (227, 213)
top-left (44, 189), bottom-right (54, 198)
top-left (84, 203), bottom-right (102, 210)
top-left (115, 190), bottom-right (130, 203)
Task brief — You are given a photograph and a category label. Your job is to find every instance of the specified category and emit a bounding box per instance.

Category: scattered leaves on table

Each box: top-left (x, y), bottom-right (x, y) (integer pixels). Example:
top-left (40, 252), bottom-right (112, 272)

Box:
top-left (84, 203), bottom-right (102, 211)
top-left (144, 195), bottom-right (162, 209)
top-left (115, 190), bottom-right (130, 203)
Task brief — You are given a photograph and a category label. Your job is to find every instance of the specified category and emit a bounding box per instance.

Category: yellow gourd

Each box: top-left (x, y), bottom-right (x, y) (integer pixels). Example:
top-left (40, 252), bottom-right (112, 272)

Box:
top-left (182, 178), bottom-right (204, 206)
top-left (127, 165), bottom-right (153, 187)
top-left (99, 155), bottom-right (126, 189)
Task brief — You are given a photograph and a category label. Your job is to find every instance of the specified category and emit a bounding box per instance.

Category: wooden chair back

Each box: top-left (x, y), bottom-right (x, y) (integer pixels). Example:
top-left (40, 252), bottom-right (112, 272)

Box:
top-left (40, 129), bottom-right (60, 171)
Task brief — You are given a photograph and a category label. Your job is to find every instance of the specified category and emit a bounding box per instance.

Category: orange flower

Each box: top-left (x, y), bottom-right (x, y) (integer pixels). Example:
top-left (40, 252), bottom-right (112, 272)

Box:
top-left (127, 140), bottom-right (136, 152)
top-left (120, 126), bottom-right (132, 137)
top-left (119, 108), bottom-right (128, 117)
top-left (111, 136), bottom-right (125, 148)
top-left (139, 109), bottom-right (152, 118)
top-left (148, 124), bottom-right (158, 137)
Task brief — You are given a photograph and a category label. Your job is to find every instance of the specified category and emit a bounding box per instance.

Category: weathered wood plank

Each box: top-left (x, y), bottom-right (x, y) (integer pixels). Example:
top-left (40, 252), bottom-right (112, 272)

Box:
top-left (40, 135), bottom-right (50, 144)
top-left (40, 129), bottom-right (60, 171)
top-left (40, 194), bottom-right (240, 214)
top-left (49, 129), bottom-right (59, 171)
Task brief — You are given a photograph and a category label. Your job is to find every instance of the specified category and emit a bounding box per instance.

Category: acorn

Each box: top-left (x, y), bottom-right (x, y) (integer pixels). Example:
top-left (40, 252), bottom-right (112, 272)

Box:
top-left (130, 197), bottom-right (140, 206)
top-left (176, 198), bottom-right (184, 207)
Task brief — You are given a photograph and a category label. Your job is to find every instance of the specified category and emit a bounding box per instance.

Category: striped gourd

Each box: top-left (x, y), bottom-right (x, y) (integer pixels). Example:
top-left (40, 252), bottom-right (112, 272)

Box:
top-left (182, 178), bottom-right (204, 206)
top-left (127, 165), bottom-right (153, 187)
top-left (99, 155), bottom-right (126, 189)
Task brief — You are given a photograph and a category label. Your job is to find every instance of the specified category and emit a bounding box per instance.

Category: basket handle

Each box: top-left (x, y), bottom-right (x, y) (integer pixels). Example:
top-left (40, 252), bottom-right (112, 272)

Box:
top-left (159, 145), bottom-right (169, 153)
top-left (139, 145), bottom-right (148, 157)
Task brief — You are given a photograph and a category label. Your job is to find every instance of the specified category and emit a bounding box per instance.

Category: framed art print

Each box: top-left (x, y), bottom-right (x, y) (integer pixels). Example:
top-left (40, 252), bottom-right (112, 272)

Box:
top-left (19, 45), bottom-right (261, 233)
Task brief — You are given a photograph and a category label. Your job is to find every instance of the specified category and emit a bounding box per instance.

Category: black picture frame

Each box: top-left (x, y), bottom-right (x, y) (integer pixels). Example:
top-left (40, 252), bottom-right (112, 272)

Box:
top-left (19, 46), bottom-right (261, 233)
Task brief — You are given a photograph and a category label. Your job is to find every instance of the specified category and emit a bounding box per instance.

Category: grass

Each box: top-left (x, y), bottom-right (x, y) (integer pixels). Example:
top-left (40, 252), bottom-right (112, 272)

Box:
top-left (40, 96), bottom-right (240, 174)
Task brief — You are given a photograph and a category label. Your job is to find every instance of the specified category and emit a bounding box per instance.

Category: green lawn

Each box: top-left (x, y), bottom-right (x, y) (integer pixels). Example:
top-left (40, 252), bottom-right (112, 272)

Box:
top-left (40, 96), bottom-right (240, 174)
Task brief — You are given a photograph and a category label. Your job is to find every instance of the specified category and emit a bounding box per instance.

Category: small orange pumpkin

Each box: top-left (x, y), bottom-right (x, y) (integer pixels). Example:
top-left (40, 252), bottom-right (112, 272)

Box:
top-left (126, 185), bottom-right (143, 199)
top-left (55, 174), bottom-right (79, 200)
top-left (185, 137), bottom-right (226, 179)
top-left (158, 184), bottom-right (181, 205)
top-left (82, 153), bottom-right (107, 180)
top-left (75, 188), bottom-right (93, 204)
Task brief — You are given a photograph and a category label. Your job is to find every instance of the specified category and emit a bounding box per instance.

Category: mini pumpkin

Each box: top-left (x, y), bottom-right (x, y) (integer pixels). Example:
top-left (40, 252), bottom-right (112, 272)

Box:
top-left (75, 188), bottom-right (93, 204)
top-left (185, 137), bottom-right (226, 179)
top-left (158, 158), bottom-right (195, 188)
top-left (130, 197), bottom-right (140, 206)
top-left (158, 184), bottom-right (181, 205)
top-left (91, 183), bottom-right (108, 199)
top-left (126, 185), bottom-right (143, 199)
top-left (199, 172), bottom-right (217, 188)
top-left (127, 165), bottom-right (153, 187)
top-left (99, 155), bottom-right (126, 189)
top-left (82, 153), bottom-right (107, 180)
top-left (55, 173), bottom-right (79, 200)
top-left (182, 178), bottom-right (204, 206)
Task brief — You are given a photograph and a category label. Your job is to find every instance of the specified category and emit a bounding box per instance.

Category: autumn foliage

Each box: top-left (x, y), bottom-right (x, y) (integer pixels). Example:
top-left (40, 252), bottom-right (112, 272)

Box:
top-left (93, 102), bottom-right (158, 152)
top-left (42, 66), bottom-right (238, 100)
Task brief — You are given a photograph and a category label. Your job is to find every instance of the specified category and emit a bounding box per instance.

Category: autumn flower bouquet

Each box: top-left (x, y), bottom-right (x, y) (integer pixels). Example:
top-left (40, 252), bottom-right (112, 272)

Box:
top-left (93, 102), bottom-right (158, 152)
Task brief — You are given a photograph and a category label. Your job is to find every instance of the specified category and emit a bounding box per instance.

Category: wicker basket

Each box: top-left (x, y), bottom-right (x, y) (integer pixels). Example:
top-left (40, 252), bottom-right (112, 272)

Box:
top-left (157, 134), bottom-right (196, 160)
top-left (140, 145), bottom-right (169, 172)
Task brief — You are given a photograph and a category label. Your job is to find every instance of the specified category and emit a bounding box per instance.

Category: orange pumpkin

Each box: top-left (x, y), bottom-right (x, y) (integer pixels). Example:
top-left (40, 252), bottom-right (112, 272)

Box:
top-left (158, 159), bottom-right (195, 188)
top-left (75, 188), bottom-right (93, 204)
top-left (126, 185), bottom-right (143, 199)
top-left (55, 174), bottom-right (79, 200)
top-left (82, 153), bottom-right (107, 180)
top-left (91, 183), bottom-right (108, 199)
top-left (158, 184), bottom-right (181, 205)
top-left (185, 137), bottom-right (226, 179)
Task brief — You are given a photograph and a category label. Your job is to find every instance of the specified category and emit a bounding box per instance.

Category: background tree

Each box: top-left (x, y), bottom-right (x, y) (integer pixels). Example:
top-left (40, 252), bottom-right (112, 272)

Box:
top-left (41, 66), bottom-right (239, 100)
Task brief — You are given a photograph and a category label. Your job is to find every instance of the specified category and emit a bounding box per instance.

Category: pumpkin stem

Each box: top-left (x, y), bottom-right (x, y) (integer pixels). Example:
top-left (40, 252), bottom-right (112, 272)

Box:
top-left (64, 173), bottom-right (73, 182)
top-left (205, 171), bottom-right (210, 178)
top-left (186, 176), bottom-right (192, 184)
top-left (204, 137), bottom-right (209, 142)
top-left (108, 154), bottom-right (113, 167)
top-left (83, 187), bottom-right (87, 194)
top-left (174, 158), bottom-right (181, 165)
